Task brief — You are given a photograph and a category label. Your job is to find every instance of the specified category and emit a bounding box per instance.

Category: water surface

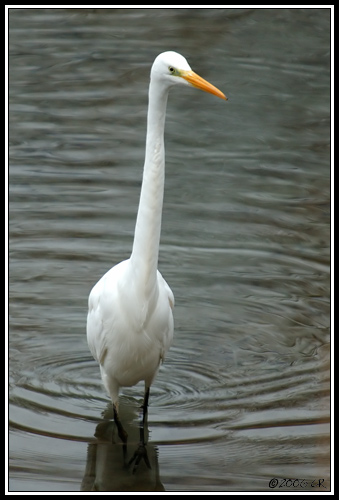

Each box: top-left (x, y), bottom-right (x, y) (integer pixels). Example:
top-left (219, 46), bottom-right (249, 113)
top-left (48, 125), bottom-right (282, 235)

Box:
top-left (8, 8), bottom-right (331, 492)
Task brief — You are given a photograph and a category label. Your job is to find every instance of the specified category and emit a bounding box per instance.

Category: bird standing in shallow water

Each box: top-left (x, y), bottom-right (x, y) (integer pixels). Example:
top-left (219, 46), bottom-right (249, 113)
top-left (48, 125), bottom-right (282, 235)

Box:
top-left (86, 51), bottom-right (226, 464)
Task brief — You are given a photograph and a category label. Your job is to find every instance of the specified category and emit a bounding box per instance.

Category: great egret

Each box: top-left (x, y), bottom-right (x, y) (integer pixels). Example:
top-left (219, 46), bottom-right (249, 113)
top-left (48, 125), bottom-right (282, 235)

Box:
top-left (87, 51), bottom-right (226, 446)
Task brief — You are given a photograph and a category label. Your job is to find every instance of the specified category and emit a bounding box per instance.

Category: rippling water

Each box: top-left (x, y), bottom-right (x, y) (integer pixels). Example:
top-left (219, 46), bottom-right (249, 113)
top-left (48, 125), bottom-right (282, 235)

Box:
top-left (8, 8), bottom-right (331, 492)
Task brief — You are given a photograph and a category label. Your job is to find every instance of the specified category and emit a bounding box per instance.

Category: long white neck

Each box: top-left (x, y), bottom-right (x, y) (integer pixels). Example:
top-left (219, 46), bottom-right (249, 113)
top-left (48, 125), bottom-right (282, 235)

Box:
top-left (130, 78), bottom-right (169, 291)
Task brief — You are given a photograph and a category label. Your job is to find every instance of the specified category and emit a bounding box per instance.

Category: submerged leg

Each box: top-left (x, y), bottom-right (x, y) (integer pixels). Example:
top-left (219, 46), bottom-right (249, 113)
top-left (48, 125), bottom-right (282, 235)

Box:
top-left (113, 402), bottom-right (128, 443)
top-left (128, 386), bottom-right (152, 473)
top-left (128, 412), bottom-right (151, 473)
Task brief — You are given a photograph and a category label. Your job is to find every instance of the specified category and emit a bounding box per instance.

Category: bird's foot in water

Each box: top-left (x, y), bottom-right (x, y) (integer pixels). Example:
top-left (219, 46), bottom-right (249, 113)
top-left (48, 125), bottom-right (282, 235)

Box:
top-left (113, 404), bottom-right (128, 443)
top-left (127, 441), bottom-right (151, 474)
top-left (117, 425), bottom-right (128, 444)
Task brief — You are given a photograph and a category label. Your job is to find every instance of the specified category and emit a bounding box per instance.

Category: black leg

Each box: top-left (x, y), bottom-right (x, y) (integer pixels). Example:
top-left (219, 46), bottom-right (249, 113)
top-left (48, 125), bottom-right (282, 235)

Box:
top-left (141, 386), bottom-right (150, 423)
top-left (127, 387), bottom-right (152, 473)
top-left (113, 403), bottom-right (128, 443)
top-left (128, 416), bottom-right (151, 473)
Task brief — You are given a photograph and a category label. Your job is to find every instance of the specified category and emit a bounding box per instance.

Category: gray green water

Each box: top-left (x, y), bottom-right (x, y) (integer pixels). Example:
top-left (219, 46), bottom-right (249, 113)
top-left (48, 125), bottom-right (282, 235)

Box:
top-left (9, 8), bottom-right (331, 492)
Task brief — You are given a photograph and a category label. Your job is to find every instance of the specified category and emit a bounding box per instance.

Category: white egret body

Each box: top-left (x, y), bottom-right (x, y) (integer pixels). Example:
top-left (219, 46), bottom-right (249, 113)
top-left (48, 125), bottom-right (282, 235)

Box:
top-left (86, 51), bottom-right (226, 438)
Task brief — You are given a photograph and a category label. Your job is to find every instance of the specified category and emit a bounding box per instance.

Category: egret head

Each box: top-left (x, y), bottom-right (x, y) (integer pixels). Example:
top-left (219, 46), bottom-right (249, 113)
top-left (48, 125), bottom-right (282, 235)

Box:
top-left (151, 51), bottom-right (227, 100)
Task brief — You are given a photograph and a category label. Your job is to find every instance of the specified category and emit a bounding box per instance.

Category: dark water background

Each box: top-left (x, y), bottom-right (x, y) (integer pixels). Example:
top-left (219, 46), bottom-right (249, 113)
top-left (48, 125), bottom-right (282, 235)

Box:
top-left (8, 8), bottom-right (331, 492)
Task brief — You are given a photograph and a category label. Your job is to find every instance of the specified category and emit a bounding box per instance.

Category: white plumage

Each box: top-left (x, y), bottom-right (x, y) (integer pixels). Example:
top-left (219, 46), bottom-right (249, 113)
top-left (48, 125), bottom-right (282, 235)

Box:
top-left (87, 260), bottom-right (174, 401)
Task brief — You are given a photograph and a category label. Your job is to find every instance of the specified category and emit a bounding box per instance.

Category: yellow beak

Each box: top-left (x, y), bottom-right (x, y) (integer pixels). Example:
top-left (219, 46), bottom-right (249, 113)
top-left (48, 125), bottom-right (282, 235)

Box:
top-left (181, 70), bottom-right (227, 100)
